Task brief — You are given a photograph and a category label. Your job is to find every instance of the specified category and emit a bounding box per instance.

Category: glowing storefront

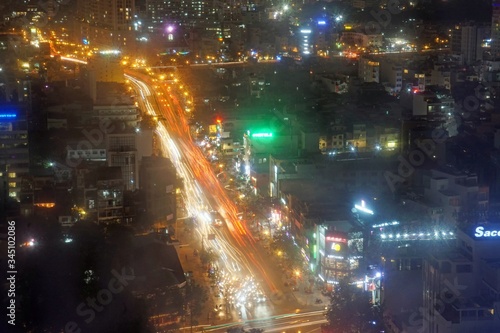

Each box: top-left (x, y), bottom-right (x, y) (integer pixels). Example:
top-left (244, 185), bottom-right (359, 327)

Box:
top-left (317, 227), bottom-right (363, 289)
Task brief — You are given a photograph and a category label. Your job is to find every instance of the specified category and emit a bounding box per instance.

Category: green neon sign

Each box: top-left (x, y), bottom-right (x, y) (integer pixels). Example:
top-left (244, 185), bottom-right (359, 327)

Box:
top-left (251, 132), bottom-right (273, 138)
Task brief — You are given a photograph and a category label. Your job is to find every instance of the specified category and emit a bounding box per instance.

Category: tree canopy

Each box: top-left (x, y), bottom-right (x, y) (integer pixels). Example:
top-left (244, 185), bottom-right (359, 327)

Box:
top-left (325, 279), bottom-right (381, 333)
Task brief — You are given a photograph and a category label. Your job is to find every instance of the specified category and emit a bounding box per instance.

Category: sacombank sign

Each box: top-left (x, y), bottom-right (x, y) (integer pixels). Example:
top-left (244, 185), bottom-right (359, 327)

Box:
top-left (474, 226), bottom-right (500, 238)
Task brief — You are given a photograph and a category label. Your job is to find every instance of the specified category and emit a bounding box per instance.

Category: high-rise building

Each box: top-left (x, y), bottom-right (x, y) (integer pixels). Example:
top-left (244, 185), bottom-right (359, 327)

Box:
top-left (0, 104), bottom-right (29, 203)
top-left (76, 0), bottom-right (135, 50)
top-left (145, 0), bottom-right (212, 30)
top-left (492, 1), bottom-right (500, 59)
top-left (454, 24), bottom-right (487, 65)
top-left (461, 25), bottom-right (479, 64)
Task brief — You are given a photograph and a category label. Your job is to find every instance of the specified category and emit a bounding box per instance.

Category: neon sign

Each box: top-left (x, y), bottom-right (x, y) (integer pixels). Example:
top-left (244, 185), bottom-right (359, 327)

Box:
top-left (326, 236), bottom-right (347, 243)
top-left (251, 132), bottom-right (273, 138)
top-left (354, 200), bottom-right (374, 215)
top-left (0, 113), bottom-right (16, 119)
top-left (474, 226), bottom-right (500, 238)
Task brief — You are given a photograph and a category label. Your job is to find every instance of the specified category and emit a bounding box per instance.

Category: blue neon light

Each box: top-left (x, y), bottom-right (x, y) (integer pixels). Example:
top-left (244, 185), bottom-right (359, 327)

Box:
top-left (0, 113), bottom-right (16, 119)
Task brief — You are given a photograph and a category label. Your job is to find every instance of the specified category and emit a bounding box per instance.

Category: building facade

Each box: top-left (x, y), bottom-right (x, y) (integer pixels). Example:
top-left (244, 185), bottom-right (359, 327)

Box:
top-left (83, 166), bottom-right (124, 224)
top-left (76, 0), bottom-right (135, 50)
top-left (422, 224), bottom-right (500, 333)
top-left (0, 105), bottom-right (29, 202)
top-left (492, 1), bottom-right (500, 59)
top-left (139, 156), bottom-right (177, 223)
top-left (358, 56), bottom-right (380, 83)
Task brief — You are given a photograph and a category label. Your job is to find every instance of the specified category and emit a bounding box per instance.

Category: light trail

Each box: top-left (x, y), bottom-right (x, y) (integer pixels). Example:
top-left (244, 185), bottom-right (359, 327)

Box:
top-left (127, 73), bottom-right (271, 318)
top-left (60, 56), bottom-right (88, 64)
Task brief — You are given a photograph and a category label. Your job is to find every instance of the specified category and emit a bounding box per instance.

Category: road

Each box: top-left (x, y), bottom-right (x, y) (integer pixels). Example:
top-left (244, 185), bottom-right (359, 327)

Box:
top-left (125, 69), bottom-right (327, 332)
top-left (201, 310), bottom-right (326, 333)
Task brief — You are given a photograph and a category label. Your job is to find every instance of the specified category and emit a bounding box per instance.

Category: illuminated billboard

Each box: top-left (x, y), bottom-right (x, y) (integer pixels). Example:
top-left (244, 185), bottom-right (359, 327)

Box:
top-left (325, 232), bottom-right (347, 258)
top-left (475, 226), bottom-right (500, 238)
top-left (460, 224), bottom-right (500, 240)
top-left (0, 113), bottom-right (16, 120)
top-left (0, 104), bottom-right (18, 123)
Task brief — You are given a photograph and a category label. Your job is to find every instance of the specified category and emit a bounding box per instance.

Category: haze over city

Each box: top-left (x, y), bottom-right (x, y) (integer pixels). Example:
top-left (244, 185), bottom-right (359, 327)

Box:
top-left (2, 1), bottom-right (500, 333)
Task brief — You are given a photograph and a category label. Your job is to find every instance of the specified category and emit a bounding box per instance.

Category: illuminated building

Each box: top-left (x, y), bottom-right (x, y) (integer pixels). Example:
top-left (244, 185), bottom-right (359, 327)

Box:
top-left (492, 0), bottom-right (500, 59)
top-left (76, 0), bottom-right (135, 49)
top-left (317, 227), bottom-right (363, 289)
top-left (145, 0), bottom-right (213, 29)
top-left (275, 178), bottom-right (366, 288)
top-left (340, 31), bottom-right (383, 51)
top-left (421, 224), bottom-right (500, 333)
top-left (83, 166), bottom-right (124, 224)
top-left (87, 51), bottom-right (124, 83)
top-left (146, 0), bottom-right (183, 28)
top-left (0, 105), bottom-right (29, 203)
top-left (358, 56), bottom-right (380, 83)
top-left (298, 27), bottom-right (313, 55)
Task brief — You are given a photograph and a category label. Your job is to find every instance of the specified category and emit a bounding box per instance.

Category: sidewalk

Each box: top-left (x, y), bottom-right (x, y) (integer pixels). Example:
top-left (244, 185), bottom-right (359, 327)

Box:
top-left (176, 234), bottom-right (215, 327)
top-left (290, 284), bottom-right (330, 309)
top-left (176, 232), bottom-right (237, 328)
top-left (257, 232), bottom-right (331, 311)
